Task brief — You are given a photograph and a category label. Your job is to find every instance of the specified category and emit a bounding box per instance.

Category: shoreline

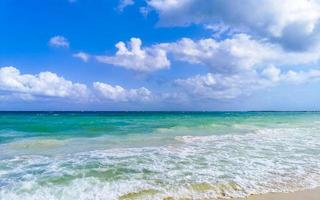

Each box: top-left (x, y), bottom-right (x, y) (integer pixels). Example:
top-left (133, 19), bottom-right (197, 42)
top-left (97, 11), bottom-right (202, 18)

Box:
top-left (231, 187), bottom-right (320, 200)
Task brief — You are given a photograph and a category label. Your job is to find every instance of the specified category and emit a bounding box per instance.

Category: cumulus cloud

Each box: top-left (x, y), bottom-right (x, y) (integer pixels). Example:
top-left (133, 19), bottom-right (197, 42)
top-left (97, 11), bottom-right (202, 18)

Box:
top-left (261, 65), bottom-right (281, 82)
top-left (281, 69), bottom-right (320, 83)
top-left (0, 66), bottom-right (88, 99)
top-left (147, 0), bottom-right (320, 50)
top-left (175, 73), bottom-right (268, 99)
top-left (0, 66), bottom-right (158, 103)
top-left (159, 34), bottom-right (279, 73)
top-left (91, 32), bottom-right (320, 101)
top-left (96, 34), bottom-right (308, 74)
top-left (158, 33), bottom-right (320, 74)
top-left (73, 52), bottom-right (90, 62)
top-left (93, 82), bottom-right (152, 102)
top-left (96, 37), bottom-right (170, 72)
top-left (175, 66), bottom-right (320, 100)
top-left (91, 33), bottom-right (320, 100)
top-left (49, 36), bottom-right (70, 48)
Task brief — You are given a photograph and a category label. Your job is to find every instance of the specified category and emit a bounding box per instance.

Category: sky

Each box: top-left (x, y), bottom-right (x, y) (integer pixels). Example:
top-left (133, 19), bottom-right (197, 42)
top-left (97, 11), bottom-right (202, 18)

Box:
top-left (1, 0), bottom-right (320, 111)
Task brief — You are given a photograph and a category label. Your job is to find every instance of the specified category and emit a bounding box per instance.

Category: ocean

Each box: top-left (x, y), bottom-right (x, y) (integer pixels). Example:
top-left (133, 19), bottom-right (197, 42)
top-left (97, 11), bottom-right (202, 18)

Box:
top-left (0, 112), bottom-right (320, 199)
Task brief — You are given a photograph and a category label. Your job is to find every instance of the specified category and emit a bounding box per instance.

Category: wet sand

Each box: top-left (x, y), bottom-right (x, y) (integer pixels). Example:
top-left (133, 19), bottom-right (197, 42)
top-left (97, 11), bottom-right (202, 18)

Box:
top-left (233, 187), bottom-right (320, 200)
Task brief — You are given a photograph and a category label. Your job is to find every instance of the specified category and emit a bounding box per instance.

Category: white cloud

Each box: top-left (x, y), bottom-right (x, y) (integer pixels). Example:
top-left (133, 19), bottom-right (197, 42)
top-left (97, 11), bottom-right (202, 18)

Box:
top-left (93, 82), bottom-right (152, 102)
top-left (92, 32), bottom-right (320, 101)
top-left (159, 34), bottom-right (279, 73)
top-left (175, 66), bottom-right (320, 100)
top-left (0, 66), bottom-right (157, 103)
top-left (281, 69), bottom-right (320, 83)
top-left (96, 37), bottom-right (170, 72)
top-left (158, 34), bottom-right (320, 74)
top-left (147, 0), bottom-right (320, 50)
top-left (204, 23), bottom-right (237, 39)
top-left (73, 52), bottom-right (90, 62)
top-left (263, 66), bottom-right (320, 84)
top-left (261, 65), bottom-right (281, 82)
top-left (49, 36), bottom-right (70, 48)
top-left (91, 33), bottom-right (320, 101)
top-left (118, 0), bottom-right (135, 11)
top-left (175, 73), bottom-right (268, 99)
top-left (0, 66), bottom-right (88, 99)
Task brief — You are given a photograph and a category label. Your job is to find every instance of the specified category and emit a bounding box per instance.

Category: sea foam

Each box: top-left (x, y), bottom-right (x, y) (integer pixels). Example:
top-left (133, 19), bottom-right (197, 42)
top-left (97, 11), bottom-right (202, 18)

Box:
top-left (1, 126), bottom-right (320, 199)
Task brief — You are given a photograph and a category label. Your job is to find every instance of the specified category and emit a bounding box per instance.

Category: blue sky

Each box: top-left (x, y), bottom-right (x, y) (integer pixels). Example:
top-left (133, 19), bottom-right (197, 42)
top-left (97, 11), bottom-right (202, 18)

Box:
top-left (1, 0), bottom-right (320, 111)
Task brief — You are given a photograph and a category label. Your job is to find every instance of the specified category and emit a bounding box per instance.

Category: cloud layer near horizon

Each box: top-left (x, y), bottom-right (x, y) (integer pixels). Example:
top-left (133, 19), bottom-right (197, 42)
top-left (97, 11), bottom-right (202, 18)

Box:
top-left (0, 66), bottom-right (153, 103)
top-left (1, 65), bottom-right (320, 103)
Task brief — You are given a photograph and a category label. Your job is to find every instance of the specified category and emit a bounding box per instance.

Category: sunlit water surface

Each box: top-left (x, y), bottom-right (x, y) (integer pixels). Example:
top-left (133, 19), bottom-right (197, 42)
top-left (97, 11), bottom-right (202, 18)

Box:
top-left (0, 112), bottom-right (320, 200)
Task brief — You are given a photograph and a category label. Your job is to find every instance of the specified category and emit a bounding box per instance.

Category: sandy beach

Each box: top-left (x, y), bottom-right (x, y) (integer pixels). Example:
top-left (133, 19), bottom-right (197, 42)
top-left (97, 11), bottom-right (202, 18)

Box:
top-left (234, 188), bottom-right (320, 200)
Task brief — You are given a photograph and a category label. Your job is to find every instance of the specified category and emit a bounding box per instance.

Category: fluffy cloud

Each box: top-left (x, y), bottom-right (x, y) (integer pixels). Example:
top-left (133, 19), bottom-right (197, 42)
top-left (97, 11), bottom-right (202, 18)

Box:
top-left (159, 34), bottom-right (320, 74)
top-left (0, 66), bottom-right (155, 103)
top-left (175, 73), bottom-right (268, 99)
top-left (91, 31), bottom-right (320, 100)
top-left (281, 69), bottom-right (320, 83)
top-left (261, 65), bottom-right (281, 82)
top-left (49, 36), bottom-right (70, 48)
top-left (73, 52), bottom-right (90, 62)
top-left (175, 66), bottom-right (320, 99)
top-left (159, 34), bottom-right (279, 73)
top-left (96, 38), bottom-right (170, 72)
top-left (0, 66), bottom-right (88, 99)
top-left (95, 34), bottom-right (320, 75)
top-left (91, 33), bottom-right (320, 100)
top-left (93, 82), bottom-right (152, 102)
top-left (147, 0), bottom-right (320, 50)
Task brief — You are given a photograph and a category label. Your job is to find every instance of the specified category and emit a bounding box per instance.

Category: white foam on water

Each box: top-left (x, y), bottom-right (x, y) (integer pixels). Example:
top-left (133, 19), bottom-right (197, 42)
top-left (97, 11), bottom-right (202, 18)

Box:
top-left (1, 127), bottom-right (320, 199)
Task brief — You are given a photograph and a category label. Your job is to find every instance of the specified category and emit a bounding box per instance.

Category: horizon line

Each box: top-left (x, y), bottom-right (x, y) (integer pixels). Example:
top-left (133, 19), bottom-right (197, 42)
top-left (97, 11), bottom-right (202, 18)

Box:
top-left (0, 110), bottom-right (320, 112)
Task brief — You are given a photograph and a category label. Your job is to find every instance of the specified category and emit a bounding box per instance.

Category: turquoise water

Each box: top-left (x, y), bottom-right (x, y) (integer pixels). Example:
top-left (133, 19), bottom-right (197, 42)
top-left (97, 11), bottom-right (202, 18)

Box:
top-left (1, 112), bottom-right (320, 199)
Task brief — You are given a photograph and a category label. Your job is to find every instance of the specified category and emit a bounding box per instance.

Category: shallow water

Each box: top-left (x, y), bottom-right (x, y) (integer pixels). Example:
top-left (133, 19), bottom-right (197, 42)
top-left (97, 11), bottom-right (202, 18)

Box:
top-left (0, 112), bottom-right (320, 199)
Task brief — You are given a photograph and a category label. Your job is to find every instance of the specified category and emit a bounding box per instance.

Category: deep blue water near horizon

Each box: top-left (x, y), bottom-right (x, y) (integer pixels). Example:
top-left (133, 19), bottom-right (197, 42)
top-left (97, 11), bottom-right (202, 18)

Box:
top-left (0, 111), bottom-right (320, 199)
